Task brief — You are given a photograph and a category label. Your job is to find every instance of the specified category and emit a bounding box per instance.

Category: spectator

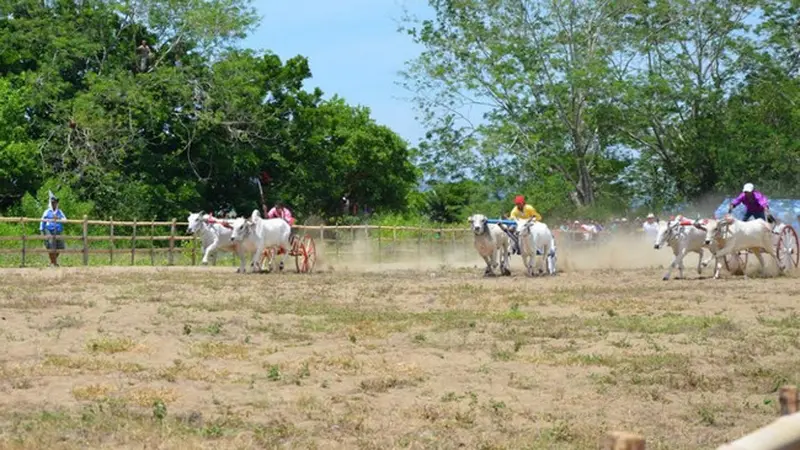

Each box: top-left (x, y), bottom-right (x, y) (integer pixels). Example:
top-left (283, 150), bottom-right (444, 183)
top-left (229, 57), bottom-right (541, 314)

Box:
top-left (642, 213), bottom-right (660, 240)
top-left (39, 192), bottom-right (67, 267)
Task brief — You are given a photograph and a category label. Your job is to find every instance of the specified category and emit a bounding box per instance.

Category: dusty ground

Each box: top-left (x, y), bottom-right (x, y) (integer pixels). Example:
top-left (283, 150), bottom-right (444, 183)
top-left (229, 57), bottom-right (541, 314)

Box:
top-left (1, 239), bottom-right (799, 449)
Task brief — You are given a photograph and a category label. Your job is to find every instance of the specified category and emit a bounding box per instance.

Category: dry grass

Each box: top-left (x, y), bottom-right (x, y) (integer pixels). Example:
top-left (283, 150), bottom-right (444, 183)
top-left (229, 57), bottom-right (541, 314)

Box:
top-left (0, 260), bottom-right (799, 449)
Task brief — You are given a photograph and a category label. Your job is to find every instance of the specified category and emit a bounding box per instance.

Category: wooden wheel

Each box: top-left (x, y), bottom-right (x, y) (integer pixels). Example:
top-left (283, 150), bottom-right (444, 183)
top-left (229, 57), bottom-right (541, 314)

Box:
top-left (777, 226), bottom-right (800, 269)
top-left (724, 251), bottom-right (748, 276)
top-left (294, 234), bottom-right (316, 273)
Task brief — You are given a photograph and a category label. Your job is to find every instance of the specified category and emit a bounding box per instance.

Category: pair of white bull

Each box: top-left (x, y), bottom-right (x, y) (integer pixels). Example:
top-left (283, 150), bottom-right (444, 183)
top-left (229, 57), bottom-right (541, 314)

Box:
top-left (186, 210), bottom-right (292, 273)
top-left (467, 214), bottom-right (557, 277)
top-left (654, 214), bottom-right (786, 279)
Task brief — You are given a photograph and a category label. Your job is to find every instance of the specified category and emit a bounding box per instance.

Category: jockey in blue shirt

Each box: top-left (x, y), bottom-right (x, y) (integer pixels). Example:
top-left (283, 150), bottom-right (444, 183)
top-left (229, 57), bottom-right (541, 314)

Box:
top-left (39, 193), bottom-right (67, 267)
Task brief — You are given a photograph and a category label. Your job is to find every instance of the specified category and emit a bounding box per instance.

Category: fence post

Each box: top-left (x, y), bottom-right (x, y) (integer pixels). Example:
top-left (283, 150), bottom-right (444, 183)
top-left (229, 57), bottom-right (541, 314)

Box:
top-left (131, 219), bottom-right (137, 265)
top-left (109, 216), bottom-right (114, 265)
top-left (168, 218), bottom-right (176, 266)
top-left (602, 431), bottom-right (645, 450)
top-left (19, 218), bottom-right (26, 268)
top-left (439, 225), bottom-right (444, 261)
top-left (319, 225), bottom-right (324, 241)
top-left (780, 385), bottom-right (799, 415)
top-left (150, 220), bottom-right (155, 265)
top-left (377, 225), bottom-right (382, 264)
top-left (191, 235), bottom-right (196, 266)
top-left (417, 222), bottom-right (422, 260)
top-left (82, 215), bottom-right (89, 266)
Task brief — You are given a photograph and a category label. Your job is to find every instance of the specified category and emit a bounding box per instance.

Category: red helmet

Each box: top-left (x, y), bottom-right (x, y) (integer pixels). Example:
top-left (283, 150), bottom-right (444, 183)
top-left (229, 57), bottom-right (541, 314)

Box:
top-left (515, 195), bottom-right (525, 204)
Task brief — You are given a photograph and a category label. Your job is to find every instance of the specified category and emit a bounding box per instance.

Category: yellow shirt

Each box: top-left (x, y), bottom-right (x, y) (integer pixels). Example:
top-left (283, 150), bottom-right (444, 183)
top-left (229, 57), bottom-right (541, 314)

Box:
top-left (510, 204), bottom-right (542, 221)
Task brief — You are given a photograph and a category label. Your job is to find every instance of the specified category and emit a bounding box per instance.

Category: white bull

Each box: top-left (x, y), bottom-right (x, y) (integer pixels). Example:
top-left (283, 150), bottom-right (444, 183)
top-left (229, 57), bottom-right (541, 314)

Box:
top-left (653, 215), bottom-right (716, 280)
top-left (468, 214), bottom-right (511, 277)
top-left (515, 218), bottom-right (557, 276)
top-left (230, 210), bottom-right (293, 273)
top-left (187, 212), bottom-right (248, 271)
top-left (696, 215), bottom-right (784, 279)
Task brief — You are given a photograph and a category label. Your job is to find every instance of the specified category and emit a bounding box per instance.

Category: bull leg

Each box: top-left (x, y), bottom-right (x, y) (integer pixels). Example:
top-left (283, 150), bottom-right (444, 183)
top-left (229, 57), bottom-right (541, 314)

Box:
top-left (482, 255), bottom-right (495, 277)
top-left (518, 250), bottom-right (529, 276)
top-left (696, 249), bottom-right (704, 275)
top-left (713, 257), bottom-right (723, 279)
top-left (548, 248), bottom-right (557, 275)
top-left (663, 248), bottom-right (680, 280)
top-left (676, 248), bottom-right (688, 279)
top-left (236, 247), bottom-right (247, 273)
top-left (539, 245), bottom-right (549, 275)
top-left (203, 239), bottom-right (219, 265)
top-left (268, 247), bottom-right (279, 272)
top-left (711, 242), bottom-right (738, 279)
top-left (525, 253), bottom-right (534, 277)
top-left (251, 244), bottom-right (265, 273)
top-left (537, 249), bottom-right (545, 275)
top-left (278, 241), bottom-right (290, 272)
top-left (500, 245), bottom-right (512, 276)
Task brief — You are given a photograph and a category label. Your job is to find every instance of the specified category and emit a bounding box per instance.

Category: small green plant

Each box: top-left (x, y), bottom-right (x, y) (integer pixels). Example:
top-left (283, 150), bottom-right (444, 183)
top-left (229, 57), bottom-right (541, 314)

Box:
top-left (267, 365), bottom-right (281, 381)
top-left (152, 399), bottom-right (167, 421)
top-left (205, 321), bottom-right (223, 336)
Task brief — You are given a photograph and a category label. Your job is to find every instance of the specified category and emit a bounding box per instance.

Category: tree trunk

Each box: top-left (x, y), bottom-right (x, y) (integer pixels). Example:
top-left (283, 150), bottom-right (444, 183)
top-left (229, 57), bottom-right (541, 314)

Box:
top-left (576, 157), bottom-right (595, 206)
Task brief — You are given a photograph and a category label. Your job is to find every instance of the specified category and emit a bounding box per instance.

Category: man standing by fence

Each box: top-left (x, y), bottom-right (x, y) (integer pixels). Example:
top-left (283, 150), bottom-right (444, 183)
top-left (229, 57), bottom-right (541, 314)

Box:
top-left (39, 191), bottom-right (66, 267)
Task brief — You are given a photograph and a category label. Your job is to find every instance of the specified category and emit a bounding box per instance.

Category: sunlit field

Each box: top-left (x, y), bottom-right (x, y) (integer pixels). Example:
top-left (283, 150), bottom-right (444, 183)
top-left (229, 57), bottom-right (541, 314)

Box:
top-left (2, 244), bottom-right (799, 449)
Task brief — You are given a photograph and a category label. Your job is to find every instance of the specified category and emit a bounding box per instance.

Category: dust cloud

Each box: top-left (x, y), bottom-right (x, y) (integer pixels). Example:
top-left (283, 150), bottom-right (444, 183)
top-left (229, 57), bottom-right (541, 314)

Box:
top-left (314, 230), bottom-right (675, 274)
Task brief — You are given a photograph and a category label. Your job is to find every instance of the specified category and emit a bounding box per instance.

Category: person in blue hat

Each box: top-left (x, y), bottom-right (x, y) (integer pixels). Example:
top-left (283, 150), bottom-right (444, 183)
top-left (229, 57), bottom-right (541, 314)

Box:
top-left (39, 192), bottom-right (67, 267)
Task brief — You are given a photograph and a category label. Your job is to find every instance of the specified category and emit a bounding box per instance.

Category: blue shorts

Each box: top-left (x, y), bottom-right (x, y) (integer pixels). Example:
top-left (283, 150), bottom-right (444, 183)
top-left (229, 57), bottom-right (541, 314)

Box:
top-left (43, 230), bottom-right (65, 251)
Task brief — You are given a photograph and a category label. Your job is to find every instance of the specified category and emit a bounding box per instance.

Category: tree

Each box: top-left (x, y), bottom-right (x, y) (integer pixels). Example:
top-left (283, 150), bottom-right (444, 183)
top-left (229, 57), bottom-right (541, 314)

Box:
top-left (0, 79), bottom-right (40, 209)
top-left (400, 0), bottom-right (633, 208)
top-left (614, 0), bottom-right (758, 202)
top-left (0, 0), bottom-right (419, 221)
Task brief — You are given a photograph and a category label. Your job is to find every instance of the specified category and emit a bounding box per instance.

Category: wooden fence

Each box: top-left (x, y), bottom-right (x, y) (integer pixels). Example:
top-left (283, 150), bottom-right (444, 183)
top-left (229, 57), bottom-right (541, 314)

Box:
top-left (602, 385), bottom-right (800, 449)
top-left (0, 216), bottom-right (620, 267)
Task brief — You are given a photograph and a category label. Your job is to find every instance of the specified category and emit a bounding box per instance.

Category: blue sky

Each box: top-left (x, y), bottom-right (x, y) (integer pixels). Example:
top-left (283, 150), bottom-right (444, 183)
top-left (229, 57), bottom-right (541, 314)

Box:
top-left (240, 0), bottom-right (435, 147)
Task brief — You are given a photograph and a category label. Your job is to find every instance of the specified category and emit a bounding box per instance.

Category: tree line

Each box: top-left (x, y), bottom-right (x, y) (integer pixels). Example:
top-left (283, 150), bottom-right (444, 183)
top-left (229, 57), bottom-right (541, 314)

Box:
top-left (400, 0), bottom-right (800, 222)
top-left (0, 0), bottom-right (419, 224)
top-left (2, 0), bottom-right (799, 225)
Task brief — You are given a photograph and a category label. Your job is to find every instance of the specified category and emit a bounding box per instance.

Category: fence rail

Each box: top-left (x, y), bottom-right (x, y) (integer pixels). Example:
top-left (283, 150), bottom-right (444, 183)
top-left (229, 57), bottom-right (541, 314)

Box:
top-left (0, 215), bottom-right (621, 268)
top-left (602, 385), bottom-right (800, 450)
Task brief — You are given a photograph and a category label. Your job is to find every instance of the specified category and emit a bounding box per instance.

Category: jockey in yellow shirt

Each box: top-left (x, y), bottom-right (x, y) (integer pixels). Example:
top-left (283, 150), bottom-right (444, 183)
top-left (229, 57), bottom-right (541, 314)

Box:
top-left (509, 195), bottom-right (542, 222)
top-left (508, 195), bottom-right (542, 254)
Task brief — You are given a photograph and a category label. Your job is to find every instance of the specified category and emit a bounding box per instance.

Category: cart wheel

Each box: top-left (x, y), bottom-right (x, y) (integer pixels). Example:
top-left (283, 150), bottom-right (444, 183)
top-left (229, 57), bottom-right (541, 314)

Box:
top-left (294, 234), bottom-right (317, 273)
top-left (777, 226), bottom-right (800, 269)
top-left (724, 251), bottom-right (748, 276)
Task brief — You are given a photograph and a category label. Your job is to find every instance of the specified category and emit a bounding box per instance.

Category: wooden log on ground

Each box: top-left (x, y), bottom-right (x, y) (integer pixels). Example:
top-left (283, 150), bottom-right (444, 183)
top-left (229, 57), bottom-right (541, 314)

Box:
top-left (716, 413), bottom-right (800, 450)
top-left (602, 431), bottom-right (645, 450)
top-left (780, 385), bottom-right (799, 416)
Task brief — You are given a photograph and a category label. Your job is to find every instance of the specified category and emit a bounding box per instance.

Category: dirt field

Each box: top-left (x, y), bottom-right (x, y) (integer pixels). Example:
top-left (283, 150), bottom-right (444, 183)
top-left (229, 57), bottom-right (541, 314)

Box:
top-left (1, 240), bottom-right (799, 449)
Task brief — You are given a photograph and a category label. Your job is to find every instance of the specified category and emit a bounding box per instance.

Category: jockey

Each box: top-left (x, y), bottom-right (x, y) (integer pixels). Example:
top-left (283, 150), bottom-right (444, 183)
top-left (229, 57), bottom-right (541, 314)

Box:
top-left (509, 195), bottom-right (542, 222)
top-left (266, 201), bottom-right (295, 226)
top-left (728, 183), bottom-right (771, 222)
top-left (508, 195), bottom-right (542, 255)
